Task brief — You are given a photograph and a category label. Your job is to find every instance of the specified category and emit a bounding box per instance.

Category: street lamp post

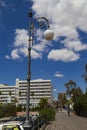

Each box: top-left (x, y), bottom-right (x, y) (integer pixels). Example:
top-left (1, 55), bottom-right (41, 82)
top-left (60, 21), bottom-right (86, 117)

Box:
top-left (24, 10), bottom-right (54, 130)
top-left (53, 87), bottom-right (56, 100)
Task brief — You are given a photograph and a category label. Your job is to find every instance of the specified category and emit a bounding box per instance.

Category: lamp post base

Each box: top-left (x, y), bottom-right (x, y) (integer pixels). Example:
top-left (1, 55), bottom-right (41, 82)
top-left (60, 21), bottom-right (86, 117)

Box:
top-left (24, 120), bottom-right (31, 130)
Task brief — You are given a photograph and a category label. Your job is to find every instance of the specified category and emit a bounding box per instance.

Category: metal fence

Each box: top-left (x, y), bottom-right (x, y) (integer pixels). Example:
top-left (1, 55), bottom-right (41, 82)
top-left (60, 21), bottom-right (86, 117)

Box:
top-left (31, 114), bottom-right (48, 130)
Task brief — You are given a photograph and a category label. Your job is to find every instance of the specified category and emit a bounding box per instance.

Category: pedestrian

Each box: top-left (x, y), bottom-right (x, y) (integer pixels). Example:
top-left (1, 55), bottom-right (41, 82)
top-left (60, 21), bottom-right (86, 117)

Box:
top-left (68, 104), bottom-right (70, 116)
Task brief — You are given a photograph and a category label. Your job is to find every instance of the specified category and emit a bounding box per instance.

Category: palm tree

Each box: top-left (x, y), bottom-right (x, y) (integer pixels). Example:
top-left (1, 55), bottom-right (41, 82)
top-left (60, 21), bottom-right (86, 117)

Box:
top-left (19, 91), bottom-right (22, 106)
top-left (14, 97), bottom-right (18, 106)
top-left (39, 98), bottom-right (48, 108)
top-left (0, 91), bottom-right (2, 103)
top-left (82, 63), bottom-right (87, 93)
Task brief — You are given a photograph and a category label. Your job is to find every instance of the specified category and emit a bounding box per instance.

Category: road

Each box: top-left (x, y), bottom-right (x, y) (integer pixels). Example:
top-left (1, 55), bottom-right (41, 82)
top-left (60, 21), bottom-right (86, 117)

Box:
top-left (45, 111), bottom-right (87, 130)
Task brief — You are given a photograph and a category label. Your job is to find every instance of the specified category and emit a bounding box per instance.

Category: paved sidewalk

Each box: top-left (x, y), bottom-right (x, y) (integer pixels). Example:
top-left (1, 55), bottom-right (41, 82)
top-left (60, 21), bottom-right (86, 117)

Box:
top-left (45, 111), bottom-right (87, 130)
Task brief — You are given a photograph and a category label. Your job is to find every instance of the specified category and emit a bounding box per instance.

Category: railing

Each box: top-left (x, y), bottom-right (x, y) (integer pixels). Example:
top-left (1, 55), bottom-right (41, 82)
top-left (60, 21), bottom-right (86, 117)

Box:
top-left (31, 114), bottom-right (48, 130)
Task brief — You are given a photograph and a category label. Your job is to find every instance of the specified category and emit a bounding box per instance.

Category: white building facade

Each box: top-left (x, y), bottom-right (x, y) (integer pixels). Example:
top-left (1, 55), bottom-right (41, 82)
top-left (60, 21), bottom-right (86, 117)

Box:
top-left (16, 78), bottom-right (53, 107)
top-left (0, 84), bottom-right (18, 104)
top-left (0, 79), bottom-right (53, 107)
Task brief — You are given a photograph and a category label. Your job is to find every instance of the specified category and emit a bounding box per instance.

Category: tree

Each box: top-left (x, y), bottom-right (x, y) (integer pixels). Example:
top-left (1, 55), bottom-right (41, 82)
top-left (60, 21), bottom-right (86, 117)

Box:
top-left (74, 93), bottom-right (87, 117)
top-left (39, 98), bottom-right (48, 109)
top-left (0, 104), bottom-right (16, 117)
top-left (82, 63), bottom-right (87, 93)
top-left (39, 98), bottom-right (55, 121)
top-left (19, 91), bottom-right (22, 106)
top-left (64, 80), bottom-right (83, 105)
top-left (0, 91), bottom-right (2, 103)
top-left (14, 97), bottom-right (18, 106)
top-left (70, 87), bottom-right (83, 103)
top-left (65, 80), bottom-right (76, 95)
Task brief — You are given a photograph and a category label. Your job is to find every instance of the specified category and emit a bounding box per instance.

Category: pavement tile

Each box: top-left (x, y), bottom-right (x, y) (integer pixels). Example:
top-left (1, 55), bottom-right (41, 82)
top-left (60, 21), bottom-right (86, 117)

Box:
top-left (45, 111), bottom-right (87, 130)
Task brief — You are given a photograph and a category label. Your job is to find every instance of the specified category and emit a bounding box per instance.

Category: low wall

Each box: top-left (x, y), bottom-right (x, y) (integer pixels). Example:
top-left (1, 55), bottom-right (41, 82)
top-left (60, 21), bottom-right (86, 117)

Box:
top-left (17, 111), bottom-right (39, 116)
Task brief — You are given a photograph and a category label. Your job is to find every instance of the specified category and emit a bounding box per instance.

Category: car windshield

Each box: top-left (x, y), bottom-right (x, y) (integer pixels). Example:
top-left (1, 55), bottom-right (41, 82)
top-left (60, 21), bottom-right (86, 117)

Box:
top-left (2, 124), bottom-right (20, 130)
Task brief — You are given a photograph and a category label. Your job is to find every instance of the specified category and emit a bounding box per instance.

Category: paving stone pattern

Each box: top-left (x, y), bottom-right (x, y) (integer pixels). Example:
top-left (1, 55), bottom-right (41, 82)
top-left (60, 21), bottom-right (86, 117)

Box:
top-left (45, 112), bottom-right (87, 130)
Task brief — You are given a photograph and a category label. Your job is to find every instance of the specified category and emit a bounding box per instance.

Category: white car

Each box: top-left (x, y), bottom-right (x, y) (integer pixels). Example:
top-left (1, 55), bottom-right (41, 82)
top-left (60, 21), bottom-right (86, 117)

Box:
top-left (0, 121), bottom-right (24, 130)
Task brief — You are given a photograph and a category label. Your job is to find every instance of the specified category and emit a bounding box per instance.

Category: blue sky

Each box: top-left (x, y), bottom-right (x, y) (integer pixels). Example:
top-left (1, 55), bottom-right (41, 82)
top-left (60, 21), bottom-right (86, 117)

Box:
top-left (0, 0), bottom-right (87, 97)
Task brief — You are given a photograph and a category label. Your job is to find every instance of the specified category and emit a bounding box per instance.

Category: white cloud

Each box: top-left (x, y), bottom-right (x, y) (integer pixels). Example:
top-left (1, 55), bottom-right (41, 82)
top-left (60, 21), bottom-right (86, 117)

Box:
top-left (8, 28), bottom-right (47, 60)
top-left (13, 29), bottom-right (28, 47)
top-left (5, 55), bottom-right (10, 59)
top-left (19, 47), bottom-right (28, 57)
top-left (11, 49), bottom-right (20, 60)
top-left (32, 0), bottom-right (87, 33)
top-left (31, 0), bottom-right (87, 62)
top-left (64, 40), bottom-right (87, 51)
top-left (8, 29), bottom-right (28, 60)
top-left (31, 50), bottom-right (42, 59)
top-left (0, 0), bottom-right (7, 8)
top-left (7, 0), bottom-right (87, 62)
top-left (48, 48), bottom-right (80, 62)
top-left (55, 71), bottom-right (64, 78)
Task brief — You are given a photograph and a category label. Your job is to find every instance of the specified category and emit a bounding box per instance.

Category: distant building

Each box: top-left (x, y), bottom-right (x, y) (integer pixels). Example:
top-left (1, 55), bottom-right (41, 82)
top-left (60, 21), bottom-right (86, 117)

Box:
top-left (16, 78), bottom-right (53, 107)
top-left (0, 78), bottom-right (53, 107)
top-left (58, 92), bottom-right (66, 107)
top-left (0, 84), bottom-right (17, 104)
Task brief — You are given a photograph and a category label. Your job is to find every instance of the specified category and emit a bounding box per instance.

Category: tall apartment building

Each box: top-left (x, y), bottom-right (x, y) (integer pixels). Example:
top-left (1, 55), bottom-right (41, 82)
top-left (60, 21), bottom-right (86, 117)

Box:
top-left (16, 78), bottom-right (53, 107)
top-left (0, 84), bottom-right (18, 104)
top-left (0, 79), bottom-right (53, 107)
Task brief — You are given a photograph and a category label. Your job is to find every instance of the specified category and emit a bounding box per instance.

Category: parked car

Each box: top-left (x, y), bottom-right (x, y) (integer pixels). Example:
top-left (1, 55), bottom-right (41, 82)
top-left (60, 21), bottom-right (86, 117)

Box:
top-left (8, 116), bottom-right (33, 125)
top-left (0, 122), bottom-right (24, 130)
top-left (8, 116), bottom-right (26, 125)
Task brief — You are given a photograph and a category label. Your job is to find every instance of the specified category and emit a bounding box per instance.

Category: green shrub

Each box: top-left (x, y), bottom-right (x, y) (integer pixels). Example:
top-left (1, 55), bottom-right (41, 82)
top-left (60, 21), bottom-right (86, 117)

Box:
top-left (74, 93), bottom-right (87, 117)
top-left (39, 107), bottom-right (56, 121)
top-left (17, 105), bottom-right (22, 112)
top-left (0, 104), bottom-right (16, 118)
